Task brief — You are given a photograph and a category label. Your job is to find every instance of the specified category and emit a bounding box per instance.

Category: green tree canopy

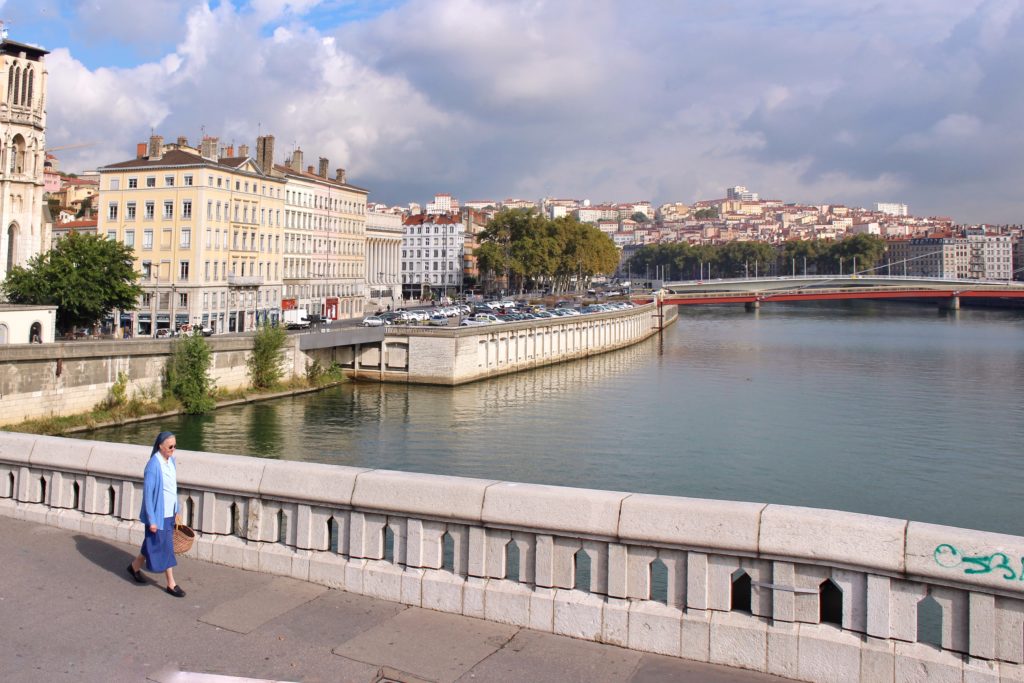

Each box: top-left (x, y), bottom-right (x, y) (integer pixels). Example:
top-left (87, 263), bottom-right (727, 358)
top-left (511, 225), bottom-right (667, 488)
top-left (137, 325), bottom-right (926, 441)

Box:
top-left (2, 232), bottom-right (142, 332)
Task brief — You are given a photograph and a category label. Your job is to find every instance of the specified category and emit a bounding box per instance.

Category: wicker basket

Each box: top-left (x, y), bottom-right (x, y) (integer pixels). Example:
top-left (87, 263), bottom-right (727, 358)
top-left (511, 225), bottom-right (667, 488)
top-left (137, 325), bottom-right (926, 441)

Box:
top-left (173, 519), bottom-right (195, 554)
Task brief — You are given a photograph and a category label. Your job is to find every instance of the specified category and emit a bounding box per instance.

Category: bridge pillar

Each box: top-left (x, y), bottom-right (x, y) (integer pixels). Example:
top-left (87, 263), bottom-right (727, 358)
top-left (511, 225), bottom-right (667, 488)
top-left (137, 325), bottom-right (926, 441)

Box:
top-left (940, 296), bottom-right (960, 312)
top-left (744, 301), bottom-right (760, 312)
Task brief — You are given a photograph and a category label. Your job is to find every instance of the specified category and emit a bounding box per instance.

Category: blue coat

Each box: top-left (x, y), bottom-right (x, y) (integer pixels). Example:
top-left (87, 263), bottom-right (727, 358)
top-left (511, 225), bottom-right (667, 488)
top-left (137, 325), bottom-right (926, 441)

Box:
top-left (140, 454), bottom-right (178, 529)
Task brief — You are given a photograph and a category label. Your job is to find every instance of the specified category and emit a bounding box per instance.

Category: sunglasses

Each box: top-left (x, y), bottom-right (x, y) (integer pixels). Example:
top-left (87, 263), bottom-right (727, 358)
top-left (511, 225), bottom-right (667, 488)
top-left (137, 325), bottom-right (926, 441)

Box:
top-left (165, 444), bottom-right (176, 450)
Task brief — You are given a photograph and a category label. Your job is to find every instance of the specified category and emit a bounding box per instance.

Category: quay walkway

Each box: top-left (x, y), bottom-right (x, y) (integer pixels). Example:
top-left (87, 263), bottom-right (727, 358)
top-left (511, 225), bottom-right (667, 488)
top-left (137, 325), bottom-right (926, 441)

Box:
top-left (0, 515), bottom-right (792, 683)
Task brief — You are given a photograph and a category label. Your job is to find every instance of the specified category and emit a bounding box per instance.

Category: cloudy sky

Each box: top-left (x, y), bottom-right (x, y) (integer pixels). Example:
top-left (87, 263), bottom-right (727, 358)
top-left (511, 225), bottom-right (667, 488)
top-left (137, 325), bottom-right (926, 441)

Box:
top-left (6, 0), bottom-right (1024, 222)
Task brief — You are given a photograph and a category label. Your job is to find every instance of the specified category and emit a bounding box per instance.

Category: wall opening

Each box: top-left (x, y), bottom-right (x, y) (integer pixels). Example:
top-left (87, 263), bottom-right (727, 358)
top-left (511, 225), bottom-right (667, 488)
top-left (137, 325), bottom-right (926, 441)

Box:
top-left (442, 531), bottom-right (454, 571)
top-left (6, 471), bottom-right (14, 497)
top-left (229, 502), bottom-right (240, 536)
top-left (277, 509), bottom-right (287, 544)
top-left (650, 558), bottom-right (668, 604)
top-left (731, 569), bottom-right (752, 613)
top-left (505, 541), bottom-right (520, 582)
top-left (106, 485), bottom-right (116, 516)
top-left (384, 525), bottom-right (395, 563)
top-left (819, 579), bottom-right (844, 626)
top-left (917, 593), bottom-right (943, 647)
top-left (328, 517), bottom-right (339, 553)
top-left (72, 481), bottom-right (80, 509)
top-left (573, 548), bottom-right (592, 593)
top-left (38, 476), bottom-right (46, 504)
top-left (185, 496), bottom-right (195, 527)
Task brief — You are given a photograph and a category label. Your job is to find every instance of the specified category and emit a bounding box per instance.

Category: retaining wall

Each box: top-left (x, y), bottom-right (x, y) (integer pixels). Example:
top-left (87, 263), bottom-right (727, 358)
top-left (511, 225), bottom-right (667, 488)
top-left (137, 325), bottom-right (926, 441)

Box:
top-left (1, 432), bottom-right (1021, 682)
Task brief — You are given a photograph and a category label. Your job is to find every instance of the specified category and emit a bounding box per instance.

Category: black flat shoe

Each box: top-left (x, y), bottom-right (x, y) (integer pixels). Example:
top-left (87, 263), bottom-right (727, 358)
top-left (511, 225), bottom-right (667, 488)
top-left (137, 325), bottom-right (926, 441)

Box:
top-left (126, 564), bottom-right (145, 584)
top-left (165, 585), bottom-right (186, 598)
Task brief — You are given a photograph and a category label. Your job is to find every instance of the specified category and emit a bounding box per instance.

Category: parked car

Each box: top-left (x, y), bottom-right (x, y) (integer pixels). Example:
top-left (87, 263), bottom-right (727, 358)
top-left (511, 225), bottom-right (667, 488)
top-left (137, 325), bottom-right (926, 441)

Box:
top-left (361, 316), bottom-right (385, 327)
top-left (428, 314), bottom-right (449, 326)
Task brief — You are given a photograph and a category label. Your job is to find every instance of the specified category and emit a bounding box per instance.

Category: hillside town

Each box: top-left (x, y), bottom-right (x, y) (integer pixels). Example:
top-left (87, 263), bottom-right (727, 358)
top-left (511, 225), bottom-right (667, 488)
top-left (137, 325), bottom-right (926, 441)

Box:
top-left (2, 36), bottom-right (1023, 341)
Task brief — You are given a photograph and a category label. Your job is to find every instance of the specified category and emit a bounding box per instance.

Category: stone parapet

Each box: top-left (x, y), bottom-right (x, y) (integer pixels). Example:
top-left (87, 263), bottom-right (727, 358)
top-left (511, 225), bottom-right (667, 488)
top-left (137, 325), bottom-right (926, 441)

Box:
top-left (2, 431), bottom-right (1021, 683)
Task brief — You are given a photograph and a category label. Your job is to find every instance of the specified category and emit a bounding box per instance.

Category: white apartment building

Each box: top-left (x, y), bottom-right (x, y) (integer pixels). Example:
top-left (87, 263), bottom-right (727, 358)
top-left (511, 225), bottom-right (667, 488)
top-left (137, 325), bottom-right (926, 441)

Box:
top-left (401, 212), bottom-right (464, 299)
top-left (426, 193), bottom-right (458, 214)
top-left (270, 140), bottom-right (368, 321)
top-left (876, 202), bottom-right (909, 217)
top-left (366, 207), bottom-right (403, 309)
top-left (886, 235), bottom-right (1013, 280)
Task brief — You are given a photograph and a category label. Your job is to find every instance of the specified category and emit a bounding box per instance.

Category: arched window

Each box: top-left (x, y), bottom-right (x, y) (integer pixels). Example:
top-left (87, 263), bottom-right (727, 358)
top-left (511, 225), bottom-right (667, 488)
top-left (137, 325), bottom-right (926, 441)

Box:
top-left (11, 66), bottom-right (19, 105)
top-left (21, 66), bottom-right (29, 105)
top-left (26, 69), bottom-right (33, 107)
top-left (7, 223), bottom-right (19, 272)
top-left (10, 135), bottom-right (25, 174)
top-left (6, 66), bottom-right (13, 103)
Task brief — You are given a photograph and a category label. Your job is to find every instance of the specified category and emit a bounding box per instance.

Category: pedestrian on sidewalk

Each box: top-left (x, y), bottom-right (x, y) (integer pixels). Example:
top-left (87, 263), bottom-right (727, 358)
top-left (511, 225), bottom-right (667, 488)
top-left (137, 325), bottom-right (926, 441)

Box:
top-left (126, 431), bottom-right (186, 597)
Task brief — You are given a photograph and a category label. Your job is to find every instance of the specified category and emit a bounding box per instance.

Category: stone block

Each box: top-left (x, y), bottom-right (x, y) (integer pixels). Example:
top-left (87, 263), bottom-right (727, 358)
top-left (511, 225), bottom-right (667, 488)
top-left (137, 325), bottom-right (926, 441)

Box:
top-left (308, 553), bottom-right (349, 589)
top-left (54, 509), bottom-right (83, 533)
top-left (351, 469), bottom-right (496, 522)
top-left (29, 434), bottom-right (95, 472)
top-left (482, 481), bottom-right (626, 537)
top-left (88, 514), bottom-right (120, 541)
top-left (362, 560), bottom-right (404, 602)
top-left (797, 623), bottom-right (862, 683)
top-left (964, 657), bottom-right (1000, 683)
top-left (601, 596), bottom-right (630, 647)
top-left (997, 597), bottom-right (1024, 664)
top-left (767, 621), bottom-right (800, 679)
top-left (529, 586), bottom-right (555, 632)
top-left (400, 567), bottom-right (423, 606)
top-left (627, 602), bottom-right (682, 657)
top-left (421, 570), bottom-right (464, 615)
top-left (258, 460), bottom-right (366, 507)
top-left (85, 441), bottom-right (150, 480)
top-left (760, 505), bottom-right (906, 573)
top-left (211, 535), bottom-right (261, 571)
top-left (1002, 662), bottom-right (1024, 682)
top-left (193, 535), bottom-right (216, 562)
top-left (553, 589), bottom-right (604, 641)
top-left (860, 636), bottom-right (894, 683)
top-left (484, 579), bottom-right (532, 627)
top-left (908, 522), bottom-right (1024, 595)
top-left (681, 609), bottom-right (711, 663)
top-left (173, 449), bottom-right (264, 496)
top-left (290, 548), bottom-right (312, 581)
top-left (257, 542), bottom-right (295, 577)
top-left (344, 558), bottom-right (367, 594)
top-left (709, 610), bottom-right (767, 672)
top-left (618, 494), bottom-right (764, 553)
top-left (893, 641), bottom-right (964, 683)
top-left (0, 431), bottom-right (38, 465)
top-left (463, 576), bottom-right (487, 619)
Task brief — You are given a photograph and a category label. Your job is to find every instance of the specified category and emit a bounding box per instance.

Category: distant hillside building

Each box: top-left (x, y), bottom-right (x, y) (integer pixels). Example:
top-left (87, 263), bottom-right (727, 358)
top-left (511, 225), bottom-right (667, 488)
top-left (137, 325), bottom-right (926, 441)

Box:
top-left (0, 38), bottom-right (50, 281)
top-left (876, 202), bottom-right (909, 217)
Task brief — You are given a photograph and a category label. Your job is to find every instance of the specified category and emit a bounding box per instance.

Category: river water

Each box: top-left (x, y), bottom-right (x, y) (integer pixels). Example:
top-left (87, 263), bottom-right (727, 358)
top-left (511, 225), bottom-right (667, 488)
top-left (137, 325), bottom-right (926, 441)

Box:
top-left (85, 301), bottom-right (1024, 536)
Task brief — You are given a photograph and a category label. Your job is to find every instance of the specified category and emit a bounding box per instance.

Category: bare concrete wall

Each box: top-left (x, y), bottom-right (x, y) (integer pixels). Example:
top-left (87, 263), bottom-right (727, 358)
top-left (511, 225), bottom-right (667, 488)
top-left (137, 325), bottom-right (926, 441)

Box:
top-left (0, 337), bottom-right (297, 425)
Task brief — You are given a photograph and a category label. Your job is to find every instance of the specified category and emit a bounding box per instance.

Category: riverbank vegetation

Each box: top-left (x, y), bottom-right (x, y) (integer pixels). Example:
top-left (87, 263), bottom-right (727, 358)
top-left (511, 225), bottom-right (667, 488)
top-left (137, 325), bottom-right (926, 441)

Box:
top-left (626, 234), bottom-right (888, 280)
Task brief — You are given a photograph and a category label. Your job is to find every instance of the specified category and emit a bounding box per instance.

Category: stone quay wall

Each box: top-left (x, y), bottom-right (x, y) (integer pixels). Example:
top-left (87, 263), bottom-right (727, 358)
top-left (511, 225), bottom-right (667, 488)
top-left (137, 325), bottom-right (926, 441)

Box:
top-left (1, 432), bottom-right (1021, 683)
top-left (0, 338), bottom-right (302, 426)
top-left (335, 303), bottom-right (675, 385)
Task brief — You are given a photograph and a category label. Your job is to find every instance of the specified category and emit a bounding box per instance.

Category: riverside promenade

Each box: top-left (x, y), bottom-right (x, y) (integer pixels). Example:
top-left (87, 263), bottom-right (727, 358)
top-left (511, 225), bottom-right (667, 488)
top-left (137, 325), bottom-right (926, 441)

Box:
top-left (0, 515), bottom-right (792, 683)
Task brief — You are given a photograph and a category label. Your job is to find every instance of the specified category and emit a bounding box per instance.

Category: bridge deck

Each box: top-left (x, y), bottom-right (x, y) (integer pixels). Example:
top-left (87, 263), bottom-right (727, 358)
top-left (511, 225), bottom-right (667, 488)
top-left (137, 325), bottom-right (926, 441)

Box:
top-left (0, 516), bottom-right (793, 683)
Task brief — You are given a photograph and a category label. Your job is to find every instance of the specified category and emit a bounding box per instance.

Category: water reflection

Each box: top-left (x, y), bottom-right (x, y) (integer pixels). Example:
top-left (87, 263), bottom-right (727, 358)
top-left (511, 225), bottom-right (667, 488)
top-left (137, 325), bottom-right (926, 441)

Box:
top-left (84, 302), bottom-right (1024, 535)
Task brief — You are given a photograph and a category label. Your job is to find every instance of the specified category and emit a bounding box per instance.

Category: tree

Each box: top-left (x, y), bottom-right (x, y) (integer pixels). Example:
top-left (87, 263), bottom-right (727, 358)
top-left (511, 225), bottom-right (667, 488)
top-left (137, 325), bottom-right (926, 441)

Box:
top-left (630, 212), bottom-right (649, 223)
top-left (248, 323), bottom-right (288, 389)
top-left (166, 334), bottom-right (216, 414)
top-left (693, 207), bottom-right (718, 220)
top-left (2, 232), bottom-right (143, 333)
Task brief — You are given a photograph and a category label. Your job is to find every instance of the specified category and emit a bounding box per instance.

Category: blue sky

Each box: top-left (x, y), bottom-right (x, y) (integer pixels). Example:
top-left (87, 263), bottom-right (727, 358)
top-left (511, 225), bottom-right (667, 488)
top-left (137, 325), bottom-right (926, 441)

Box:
top-left (6, 0), bottom-right (1024, 223)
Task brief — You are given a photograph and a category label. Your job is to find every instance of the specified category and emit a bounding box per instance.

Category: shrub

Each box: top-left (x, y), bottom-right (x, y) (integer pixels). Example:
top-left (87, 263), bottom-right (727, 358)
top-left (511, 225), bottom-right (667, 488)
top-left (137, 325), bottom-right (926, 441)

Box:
top-left (166, 334), bottom-right (216, 414)
top-left (104, 371), bottom-right (129, 409)
top-left (248, 323), bottom-right (288, 389)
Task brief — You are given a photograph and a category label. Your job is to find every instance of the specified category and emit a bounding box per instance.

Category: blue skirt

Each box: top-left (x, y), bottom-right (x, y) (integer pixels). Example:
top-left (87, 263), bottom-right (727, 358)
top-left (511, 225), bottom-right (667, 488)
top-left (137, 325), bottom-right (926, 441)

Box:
top-left (141, 516), bottom-right (178, 572)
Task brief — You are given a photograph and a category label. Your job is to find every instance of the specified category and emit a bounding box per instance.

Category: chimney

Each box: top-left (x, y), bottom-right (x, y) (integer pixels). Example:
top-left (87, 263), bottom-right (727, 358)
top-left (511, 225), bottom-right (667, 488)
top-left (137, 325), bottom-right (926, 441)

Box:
top-left (238, 144), bottom-right (249, 158)
top-left (335, 168), bottom-right (346, 184)
top-left (148, 134), bottom-right (164, 160)
top-left (225, 145), bottom-right (235, 157)
top-left (200, 136), bottom-right (219, 160)
top-left (318, 157), bottom-right (329, 179)
top-left (176, 136), bottom-right (188, 147)
top-left (307, 165), bottom-right (315, 175)
top-left (290, 148), bottom-right (304, 172)
top-left (136, 143), bottom-right (147, 159)
top-left (256, 135), bottom-right (275, 173)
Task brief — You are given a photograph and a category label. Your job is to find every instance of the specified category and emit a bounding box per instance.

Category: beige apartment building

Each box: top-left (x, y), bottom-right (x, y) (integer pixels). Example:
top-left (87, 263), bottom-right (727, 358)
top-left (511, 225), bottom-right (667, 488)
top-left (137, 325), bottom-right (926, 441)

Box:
top-left (264, 137), bottom-right (368, 320)
top-left (98, 135), bottom-right (286, 335)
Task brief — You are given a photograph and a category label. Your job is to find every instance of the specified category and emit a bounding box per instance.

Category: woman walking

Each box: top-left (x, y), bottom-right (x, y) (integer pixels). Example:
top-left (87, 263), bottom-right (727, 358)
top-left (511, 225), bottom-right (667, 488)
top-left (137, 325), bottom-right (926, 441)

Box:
top-left (126, 431), bottom-right (186, 597)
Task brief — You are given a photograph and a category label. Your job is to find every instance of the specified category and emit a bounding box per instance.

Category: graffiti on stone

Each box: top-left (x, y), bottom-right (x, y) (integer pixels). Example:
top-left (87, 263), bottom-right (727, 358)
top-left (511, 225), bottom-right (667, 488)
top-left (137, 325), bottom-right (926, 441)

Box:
top-left (934, 543), bottom-right (1020, 581)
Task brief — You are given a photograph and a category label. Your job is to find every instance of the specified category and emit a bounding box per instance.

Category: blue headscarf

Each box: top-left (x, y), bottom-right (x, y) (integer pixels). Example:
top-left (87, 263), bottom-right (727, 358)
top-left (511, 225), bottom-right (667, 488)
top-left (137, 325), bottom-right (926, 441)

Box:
top-left (151, 431), bottom-right (175, 457)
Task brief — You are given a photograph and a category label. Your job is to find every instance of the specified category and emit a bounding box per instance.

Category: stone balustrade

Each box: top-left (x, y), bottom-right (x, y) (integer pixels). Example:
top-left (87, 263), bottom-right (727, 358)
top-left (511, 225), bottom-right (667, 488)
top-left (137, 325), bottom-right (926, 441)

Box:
top-left (1, 432), bottom-right (1021, 683)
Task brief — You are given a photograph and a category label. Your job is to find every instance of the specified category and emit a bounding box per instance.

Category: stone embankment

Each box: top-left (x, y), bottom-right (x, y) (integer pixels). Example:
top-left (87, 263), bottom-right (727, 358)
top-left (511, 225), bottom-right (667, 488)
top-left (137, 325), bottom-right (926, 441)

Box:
top-left (2, 432), bottom-right (1021, 683)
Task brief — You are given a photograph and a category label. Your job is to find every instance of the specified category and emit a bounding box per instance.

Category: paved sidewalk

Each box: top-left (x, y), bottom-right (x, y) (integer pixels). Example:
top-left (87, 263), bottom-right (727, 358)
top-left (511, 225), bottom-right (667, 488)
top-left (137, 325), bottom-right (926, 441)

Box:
top-left (0, 516), bottom-right (795, 683)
